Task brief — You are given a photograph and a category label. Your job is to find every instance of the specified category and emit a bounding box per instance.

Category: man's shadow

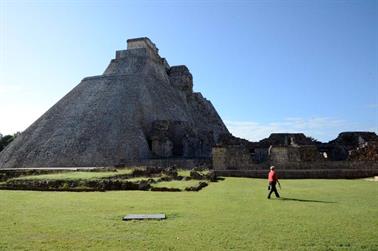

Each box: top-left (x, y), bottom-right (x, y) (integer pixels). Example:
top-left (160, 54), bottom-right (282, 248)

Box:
top-left (279, 197), bottom-right (336, 203)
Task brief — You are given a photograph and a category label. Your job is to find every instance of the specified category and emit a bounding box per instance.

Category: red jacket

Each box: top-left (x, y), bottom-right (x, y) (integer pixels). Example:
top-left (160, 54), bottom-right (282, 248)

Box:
top-left (268, 170), bottom-right (278, 182)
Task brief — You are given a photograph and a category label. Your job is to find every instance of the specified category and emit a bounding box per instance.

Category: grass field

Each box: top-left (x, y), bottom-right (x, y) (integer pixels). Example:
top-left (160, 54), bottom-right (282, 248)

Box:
top-left (152, 180), bottom-right (201, 189)
top-left (0, 178), bottom-right (377, 250)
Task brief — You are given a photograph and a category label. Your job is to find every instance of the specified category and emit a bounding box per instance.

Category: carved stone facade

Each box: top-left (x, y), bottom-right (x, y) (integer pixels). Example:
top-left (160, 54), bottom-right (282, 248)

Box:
top-left (148, 120), bottom-right (214, 158)
top-left (168, 66), bottom-right (193, 96)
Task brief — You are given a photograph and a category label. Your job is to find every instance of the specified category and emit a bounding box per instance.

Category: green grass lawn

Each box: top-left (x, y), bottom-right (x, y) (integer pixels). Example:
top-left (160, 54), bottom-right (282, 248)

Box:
top-left (177, 170), bottom-right (191, 177)
top-left (152, 180), bottom-right (201, 189)
top-left (0, 178), bottom-right (377, 250)
top-left (177, 170), bottom-right (208, 177)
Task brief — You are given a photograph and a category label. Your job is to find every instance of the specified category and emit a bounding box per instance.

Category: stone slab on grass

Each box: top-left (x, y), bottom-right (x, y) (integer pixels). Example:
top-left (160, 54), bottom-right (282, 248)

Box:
top-left (123, 214), bottom-right (166, 221)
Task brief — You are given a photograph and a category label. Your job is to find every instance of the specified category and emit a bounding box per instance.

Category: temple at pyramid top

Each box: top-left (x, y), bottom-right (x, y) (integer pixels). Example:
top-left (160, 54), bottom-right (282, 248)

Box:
top-left (115, 37), bottom-right (159, 59)
top-left (127, 37), bottom-right (159, 53)
top-left (111, 37), bottom-right (170, 72)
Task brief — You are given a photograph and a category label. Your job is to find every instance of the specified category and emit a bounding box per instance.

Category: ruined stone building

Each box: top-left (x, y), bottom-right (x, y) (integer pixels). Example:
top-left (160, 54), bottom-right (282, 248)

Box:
top-left (0, 37), bottom-right (229, 168)
top-left (213, 132), bottom-right (378, 178)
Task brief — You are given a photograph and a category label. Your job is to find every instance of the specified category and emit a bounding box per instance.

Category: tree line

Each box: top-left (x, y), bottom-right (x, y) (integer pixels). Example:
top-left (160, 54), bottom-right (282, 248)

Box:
top-left (0, 133), bottom-right (20, 152)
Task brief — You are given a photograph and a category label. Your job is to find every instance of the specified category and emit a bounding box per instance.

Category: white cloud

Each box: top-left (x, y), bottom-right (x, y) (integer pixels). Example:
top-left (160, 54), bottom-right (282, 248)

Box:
top-left (224, 117), bottom-right (373, 142)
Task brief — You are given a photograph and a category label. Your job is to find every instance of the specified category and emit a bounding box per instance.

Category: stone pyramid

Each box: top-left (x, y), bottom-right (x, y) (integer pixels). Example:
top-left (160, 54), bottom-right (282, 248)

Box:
top-left (0, 37), bottom-right (229, 168)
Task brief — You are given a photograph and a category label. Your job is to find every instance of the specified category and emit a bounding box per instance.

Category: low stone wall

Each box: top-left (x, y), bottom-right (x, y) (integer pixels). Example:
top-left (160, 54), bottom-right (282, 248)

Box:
top-left (215, 168), bottom-right (378, 179)
top-left (121, 158), bottom-right (211, 169)
top-left (1, 179), bottom-right (151, 192)
top-left (213, 160), bottom-right (378, 170)
top-left (0, 167), bottom-right (217, 192)
top-left (0, 169), bottom-right (70, 182)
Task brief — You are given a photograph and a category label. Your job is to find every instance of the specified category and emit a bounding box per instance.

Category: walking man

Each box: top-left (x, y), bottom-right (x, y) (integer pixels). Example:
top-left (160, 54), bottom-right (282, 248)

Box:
top-left (267, 166), bottom-right (280, 199)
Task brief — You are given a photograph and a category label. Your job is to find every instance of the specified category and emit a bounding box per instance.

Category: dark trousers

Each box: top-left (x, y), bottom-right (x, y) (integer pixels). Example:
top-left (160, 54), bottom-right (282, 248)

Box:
top-left (268, 181), bottom-right (280, 198)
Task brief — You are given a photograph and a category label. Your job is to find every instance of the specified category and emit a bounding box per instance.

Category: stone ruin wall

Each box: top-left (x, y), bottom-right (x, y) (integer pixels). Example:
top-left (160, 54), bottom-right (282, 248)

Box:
top-left (213, 145), bottom-right (378, 178)
top-left (213, 132), bottom-right (378, 178)
top-left (212, 146), bottom-right (254, 170)
top-left (269, 146), bottom-right (323, 163)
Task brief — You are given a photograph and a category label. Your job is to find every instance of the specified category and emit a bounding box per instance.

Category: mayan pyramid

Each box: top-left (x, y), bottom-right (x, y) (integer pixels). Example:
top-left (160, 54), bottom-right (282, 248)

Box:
top-left (0, 37), bottom-right (229, 168)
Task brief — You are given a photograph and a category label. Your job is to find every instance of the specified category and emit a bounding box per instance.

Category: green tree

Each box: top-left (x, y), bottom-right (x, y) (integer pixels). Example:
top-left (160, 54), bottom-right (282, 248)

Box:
top-left (0, 132), bottom-right (20, 152)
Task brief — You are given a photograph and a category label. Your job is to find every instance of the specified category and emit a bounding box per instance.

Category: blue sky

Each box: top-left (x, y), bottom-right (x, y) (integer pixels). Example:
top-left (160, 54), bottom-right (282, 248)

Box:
top-left (0, 0), bottom-right (377, 142)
